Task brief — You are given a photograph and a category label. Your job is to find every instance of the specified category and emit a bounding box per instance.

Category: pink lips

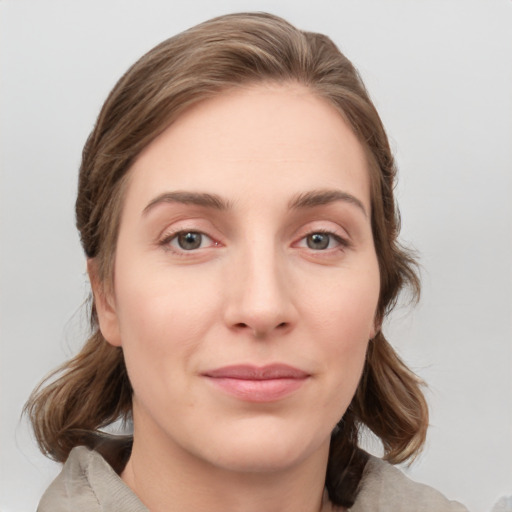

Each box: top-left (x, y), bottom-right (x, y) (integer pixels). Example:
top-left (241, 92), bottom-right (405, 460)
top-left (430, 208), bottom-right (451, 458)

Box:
top-left (202, 364), bottom-right (310, 402)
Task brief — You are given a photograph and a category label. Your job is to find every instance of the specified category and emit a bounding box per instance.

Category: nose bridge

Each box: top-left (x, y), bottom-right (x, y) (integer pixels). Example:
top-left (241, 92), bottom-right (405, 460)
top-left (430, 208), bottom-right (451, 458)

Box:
top-left (225, 230), bottom-right (294, 336)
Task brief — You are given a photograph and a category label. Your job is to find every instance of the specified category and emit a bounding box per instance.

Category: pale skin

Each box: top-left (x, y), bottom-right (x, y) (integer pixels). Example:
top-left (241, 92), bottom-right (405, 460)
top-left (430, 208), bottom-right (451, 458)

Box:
top-left (90, 83), bottom-right (381, 512)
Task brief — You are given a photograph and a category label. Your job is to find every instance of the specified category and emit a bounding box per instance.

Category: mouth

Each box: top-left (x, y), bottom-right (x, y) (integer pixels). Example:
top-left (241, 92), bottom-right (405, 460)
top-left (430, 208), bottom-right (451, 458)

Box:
top-left (202, 364), bottom-right (310, 402)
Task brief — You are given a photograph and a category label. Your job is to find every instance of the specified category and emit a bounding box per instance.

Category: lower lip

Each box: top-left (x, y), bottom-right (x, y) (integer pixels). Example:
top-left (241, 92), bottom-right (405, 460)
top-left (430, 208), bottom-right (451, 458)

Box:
top-left (205, 377), bottom-right (307, 402)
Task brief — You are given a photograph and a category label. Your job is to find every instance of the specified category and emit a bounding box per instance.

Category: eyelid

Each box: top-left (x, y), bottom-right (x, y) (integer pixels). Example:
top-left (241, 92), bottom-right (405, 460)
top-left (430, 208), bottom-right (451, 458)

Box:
top-left (291, 220), bottom-right (352, 247)
top-left (169, 231), bottom-right (216, 249)
top-left (294, 230), bottom-right (350, 250)
top-left (158, 224), bottom-right (222, 254)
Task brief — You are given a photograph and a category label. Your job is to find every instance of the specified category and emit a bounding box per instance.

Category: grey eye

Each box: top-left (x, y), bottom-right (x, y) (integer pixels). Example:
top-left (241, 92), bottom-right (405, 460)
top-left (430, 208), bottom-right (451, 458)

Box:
top-left (306, 233), bottom-right (330, 250)
top-left (177, 232), bottom-right (203, 250)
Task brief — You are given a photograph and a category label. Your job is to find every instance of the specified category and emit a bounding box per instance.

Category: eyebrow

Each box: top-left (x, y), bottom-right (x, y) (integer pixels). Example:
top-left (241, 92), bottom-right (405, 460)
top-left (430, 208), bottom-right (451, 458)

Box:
top-left (143, 191), bottom-right (232, 215)
top-left (142, 188), bottom-right (367, 217)
top-left (288, 189), bottom-right (368, 217)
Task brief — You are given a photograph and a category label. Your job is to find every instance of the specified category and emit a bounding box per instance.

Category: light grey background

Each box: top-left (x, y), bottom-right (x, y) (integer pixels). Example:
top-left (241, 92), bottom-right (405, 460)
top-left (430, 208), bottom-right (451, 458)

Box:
top-left (1, 1), bottom-right (511, 511)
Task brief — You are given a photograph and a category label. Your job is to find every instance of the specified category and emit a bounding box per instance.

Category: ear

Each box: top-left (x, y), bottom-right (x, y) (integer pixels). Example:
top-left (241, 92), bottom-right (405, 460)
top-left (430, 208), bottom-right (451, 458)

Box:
top-left (87, 259), bottom-right (122, 347)
top-left (369, 314), bottom-right (382, 341)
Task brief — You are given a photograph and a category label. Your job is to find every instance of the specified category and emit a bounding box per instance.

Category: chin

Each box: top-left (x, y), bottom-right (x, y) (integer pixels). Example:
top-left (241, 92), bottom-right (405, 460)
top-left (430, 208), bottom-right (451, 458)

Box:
top-left (197, 422), bottom-right (330, 474)
top-left (211, 446), bottom-right (308, 474)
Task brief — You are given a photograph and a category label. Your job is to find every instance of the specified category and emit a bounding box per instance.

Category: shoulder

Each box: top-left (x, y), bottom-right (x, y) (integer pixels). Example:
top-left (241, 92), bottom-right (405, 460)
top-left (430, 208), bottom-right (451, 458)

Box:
top-left (37, 445), bottom-right (146, 512)
top-left (349, 455), bottom-right (469, 512)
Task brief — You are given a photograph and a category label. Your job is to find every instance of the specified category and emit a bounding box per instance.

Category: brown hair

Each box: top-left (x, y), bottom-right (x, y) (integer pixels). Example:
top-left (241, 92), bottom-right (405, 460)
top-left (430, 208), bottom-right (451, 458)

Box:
top-left (26, 12), bottom-right (427, 507)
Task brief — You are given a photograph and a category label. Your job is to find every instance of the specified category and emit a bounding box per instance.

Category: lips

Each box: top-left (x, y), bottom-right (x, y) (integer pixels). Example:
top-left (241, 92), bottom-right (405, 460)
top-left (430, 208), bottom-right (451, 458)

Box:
top-left (204, 364), bottom-right (309, 380)
top-left (202, 364), bottom-right (310, 402)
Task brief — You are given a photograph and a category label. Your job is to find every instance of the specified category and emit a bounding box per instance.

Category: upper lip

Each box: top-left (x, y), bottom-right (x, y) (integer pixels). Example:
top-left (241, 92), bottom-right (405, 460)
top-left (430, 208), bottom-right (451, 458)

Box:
top-left (202, 364), bottom-right (310, 380)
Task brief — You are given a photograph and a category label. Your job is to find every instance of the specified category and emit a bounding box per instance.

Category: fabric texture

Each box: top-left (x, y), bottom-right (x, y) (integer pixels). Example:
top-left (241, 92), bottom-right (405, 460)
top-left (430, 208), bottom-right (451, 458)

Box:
top-left (38, 444), bottom-right (469, 511)
top-left (349, 456), bottom-right (468, 512)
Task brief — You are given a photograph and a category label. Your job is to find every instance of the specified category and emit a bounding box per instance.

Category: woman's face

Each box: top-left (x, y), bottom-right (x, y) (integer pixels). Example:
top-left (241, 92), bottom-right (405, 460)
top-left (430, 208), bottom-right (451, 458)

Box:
top-left (94, 83), bottom-right (380, 474)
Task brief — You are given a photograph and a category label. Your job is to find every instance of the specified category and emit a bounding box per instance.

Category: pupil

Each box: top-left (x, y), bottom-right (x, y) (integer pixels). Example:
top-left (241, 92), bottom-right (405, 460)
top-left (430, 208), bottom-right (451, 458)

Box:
top-left (178, 232), bottom-right (202, 250)
top-left (307, 233), bottom-right (329, 250)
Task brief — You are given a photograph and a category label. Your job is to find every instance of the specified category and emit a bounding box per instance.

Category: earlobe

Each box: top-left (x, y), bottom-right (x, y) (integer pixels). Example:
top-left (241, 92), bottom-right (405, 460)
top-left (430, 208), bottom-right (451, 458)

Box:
top-left (87, 259), bottom-right (122, 347)
top-left (370, 315), bottom-right (382, 341)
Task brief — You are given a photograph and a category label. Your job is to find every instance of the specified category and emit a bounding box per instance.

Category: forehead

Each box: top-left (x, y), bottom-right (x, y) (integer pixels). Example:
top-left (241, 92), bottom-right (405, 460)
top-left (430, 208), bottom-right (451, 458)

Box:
top-left (126, 82), bottom-right (371, 213)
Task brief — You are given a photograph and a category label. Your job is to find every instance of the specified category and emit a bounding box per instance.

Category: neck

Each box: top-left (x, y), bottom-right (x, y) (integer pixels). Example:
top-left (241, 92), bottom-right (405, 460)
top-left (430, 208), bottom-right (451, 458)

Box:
top-left (121, 421), bottom-right (333, 512)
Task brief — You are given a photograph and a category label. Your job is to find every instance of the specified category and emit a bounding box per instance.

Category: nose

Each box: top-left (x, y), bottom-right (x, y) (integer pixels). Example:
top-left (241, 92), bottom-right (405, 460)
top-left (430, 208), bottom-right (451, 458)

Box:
top-left (223, 243), bottom-right (297, 339)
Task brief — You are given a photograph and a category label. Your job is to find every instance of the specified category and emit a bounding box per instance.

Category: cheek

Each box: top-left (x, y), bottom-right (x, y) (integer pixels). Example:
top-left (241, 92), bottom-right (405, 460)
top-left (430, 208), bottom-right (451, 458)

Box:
top-left (303, 267), bottom-right (379, 341)
top-left (111, 258), bottom-right (222, 392)
top-left (300, 262), bottom-right (379, 403)
top-left (112, 278), bottom-right (214, 422)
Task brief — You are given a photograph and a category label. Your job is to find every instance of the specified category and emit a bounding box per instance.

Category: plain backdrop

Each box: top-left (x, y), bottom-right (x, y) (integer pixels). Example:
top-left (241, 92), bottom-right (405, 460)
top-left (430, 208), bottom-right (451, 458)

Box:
top-left (1, 1), bottom-right (511, 511)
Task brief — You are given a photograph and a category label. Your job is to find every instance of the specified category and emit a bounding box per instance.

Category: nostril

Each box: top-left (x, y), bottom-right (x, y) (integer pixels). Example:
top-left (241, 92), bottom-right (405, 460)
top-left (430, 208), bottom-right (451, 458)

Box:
top-left (232, 321), bottom-right (288, 335)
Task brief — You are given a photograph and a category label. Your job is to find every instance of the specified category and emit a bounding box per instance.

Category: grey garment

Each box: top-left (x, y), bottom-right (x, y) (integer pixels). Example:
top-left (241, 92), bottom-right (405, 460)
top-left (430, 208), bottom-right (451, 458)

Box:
top-left (38, 446), bottom-right (147, 512)
top-left (349, 458), bottom-right (469, 512)
top-left (38, 445), bottom-right (469, 512)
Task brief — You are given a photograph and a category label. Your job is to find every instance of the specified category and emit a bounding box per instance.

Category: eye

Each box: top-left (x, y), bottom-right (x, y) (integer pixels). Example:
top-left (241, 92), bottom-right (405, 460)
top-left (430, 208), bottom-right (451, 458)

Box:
top-left (306, 233), bottom-right (330, 250)
top-left (166, 231), bottom-right (216, 251)
top-left (297, 232), bottom-right (346, 251)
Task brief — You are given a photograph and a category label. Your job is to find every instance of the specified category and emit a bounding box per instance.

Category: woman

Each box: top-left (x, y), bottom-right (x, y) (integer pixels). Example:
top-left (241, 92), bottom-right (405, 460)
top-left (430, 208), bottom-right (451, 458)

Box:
top-left (26, 12), bottom-right (468, 511)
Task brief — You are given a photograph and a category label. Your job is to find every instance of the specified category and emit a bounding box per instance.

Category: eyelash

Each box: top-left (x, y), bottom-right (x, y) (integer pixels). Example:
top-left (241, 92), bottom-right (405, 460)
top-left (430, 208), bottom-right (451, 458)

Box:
top-left (295, 229), bottom-right (350, 252)
top-left (159, 228), bottom-right (350, 255)
top-left (159, 229), bottom-right (219, 254)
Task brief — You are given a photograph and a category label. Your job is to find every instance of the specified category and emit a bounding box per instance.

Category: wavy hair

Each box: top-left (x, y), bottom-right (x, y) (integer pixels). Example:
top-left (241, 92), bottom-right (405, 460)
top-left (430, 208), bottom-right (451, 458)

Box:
top-left (25, 12), bottom-right (427, 508)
